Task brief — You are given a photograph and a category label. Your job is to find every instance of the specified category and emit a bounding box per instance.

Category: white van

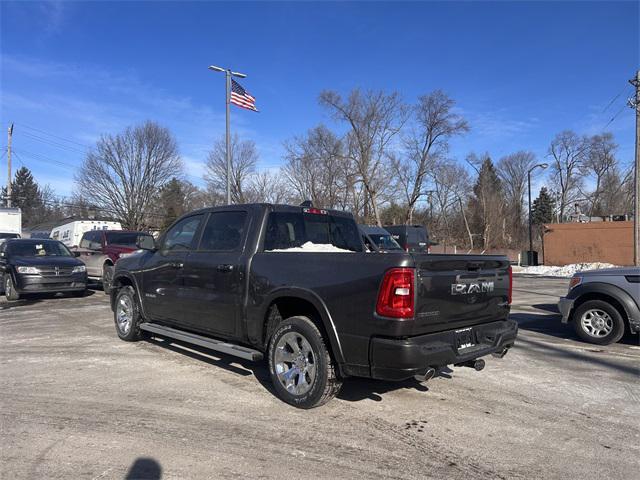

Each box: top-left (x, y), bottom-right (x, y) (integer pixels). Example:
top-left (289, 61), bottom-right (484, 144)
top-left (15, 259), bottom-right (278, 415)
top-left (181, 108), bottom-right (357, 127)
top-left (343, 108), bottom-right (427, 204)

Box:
top-left (0, 207), bottom-right (22, 240)
top-left (50, 219), bottom-right (122, 247)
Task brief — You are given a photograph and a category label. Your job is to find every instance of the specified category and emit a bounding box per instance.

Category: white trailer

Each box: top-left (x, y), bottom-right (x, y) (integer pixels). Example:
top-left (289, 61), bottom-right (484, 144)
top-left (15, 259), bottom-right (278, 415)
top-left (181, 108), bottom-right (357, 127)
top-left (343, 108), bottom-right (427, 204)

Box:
top-left (0, 207), bottom-right (22, 239)
top-left (50, 219), bottom-right (122, 247)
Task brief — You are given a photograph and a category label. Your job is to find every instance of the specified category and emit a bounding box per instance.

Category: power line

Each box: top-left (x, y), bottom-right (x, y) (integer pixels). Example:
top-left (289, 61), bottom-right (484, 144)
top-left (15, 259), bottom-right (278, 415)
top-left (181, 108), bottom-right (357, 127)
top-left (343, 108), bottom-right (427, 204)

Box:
top-left (16, 123), bottom-right (91, 148)
top-left (20, 131), bottom-right (88, 155)
top-left (601, 86), bottom-right (634, 113)
top-left (603, 102), bottom-right (630, 130)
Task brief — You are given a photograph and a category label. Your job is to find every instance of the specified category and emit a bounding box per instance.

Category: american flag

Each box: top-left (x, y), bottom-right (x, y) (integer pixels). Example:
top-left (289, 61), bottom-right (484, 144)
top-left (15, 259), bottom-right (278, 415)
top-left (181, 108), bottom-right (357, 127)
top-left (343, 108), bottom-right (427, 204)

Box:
top-left (230, 79), bottom-right (258, 112)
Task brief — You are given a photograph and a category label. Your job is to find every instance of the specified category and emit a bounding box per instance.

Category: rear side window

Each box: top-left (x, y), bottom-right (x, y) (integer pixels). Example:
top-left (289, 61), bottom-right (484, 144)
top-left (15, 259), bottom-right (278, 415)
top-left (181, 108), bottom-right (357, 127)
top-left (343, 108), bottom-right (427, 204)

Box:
top-left (80, 231), bottom-right (101, 250)
top-left (198, 211), bottom-right (247, 251)
top-left (162, 215), bottom-right (203, 251)
top-left (106, 232), bottom-right (148, 247)
top-left (264, 211), bottom-right (362, 252)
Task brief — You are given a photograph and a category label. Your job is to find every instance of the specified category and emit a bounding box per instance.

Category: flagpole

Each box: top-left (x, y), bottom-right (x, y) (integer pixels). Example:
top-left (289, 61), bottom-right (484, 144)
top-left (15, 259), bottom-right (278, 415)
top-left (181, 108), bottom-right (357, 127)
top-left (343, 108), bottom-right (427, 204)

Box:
top-left (225, 69), bottom-right (231, 205)
top-left (209, 64), bottom-right (248, 206)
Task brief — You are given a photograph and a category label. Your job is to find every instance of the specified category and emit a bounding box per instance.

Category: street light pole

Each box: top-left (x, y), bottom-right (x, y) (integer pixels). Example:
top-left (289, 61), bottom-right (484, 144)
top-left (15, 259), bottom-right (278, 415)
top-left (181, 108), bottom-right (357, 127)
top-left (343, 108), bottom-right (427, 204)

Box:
top-left (527, 163), bottom-right (548, 265)
top-left (209, 65), bottom-right (247, 205)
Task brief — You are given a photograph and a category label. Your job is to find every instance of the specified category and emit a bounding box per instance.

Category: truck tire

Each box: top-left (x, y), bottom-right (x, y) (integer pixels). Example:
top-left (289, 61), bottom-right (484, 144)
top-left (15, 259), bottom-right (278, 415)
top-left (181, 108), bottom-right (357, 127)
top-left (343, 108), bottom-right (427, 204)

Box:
top-left (268, 315), bottom-right (342, 408)
top-left (4, 274), bottom-right (20, 301)
top-left (572, 300), bottom-right (625, 345)
top-left (102, 264), bottom-right (114, 295)
top-left (113, 286), bottom-right (144, 341)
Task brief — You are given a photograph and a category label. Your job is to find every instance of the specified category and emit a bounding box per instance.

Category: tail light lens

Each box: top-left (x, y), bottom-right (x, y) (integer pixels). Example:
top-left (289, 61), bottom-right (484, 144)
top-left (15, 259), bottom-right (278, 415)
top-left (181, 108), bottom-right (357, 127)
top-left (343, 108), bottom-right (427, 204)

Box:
top-left (569, 276), bottom-right (582, 290)
top-left (376, 268), bottom-right (415, 318)
top-left (508, 266), bottom-right (513, 304)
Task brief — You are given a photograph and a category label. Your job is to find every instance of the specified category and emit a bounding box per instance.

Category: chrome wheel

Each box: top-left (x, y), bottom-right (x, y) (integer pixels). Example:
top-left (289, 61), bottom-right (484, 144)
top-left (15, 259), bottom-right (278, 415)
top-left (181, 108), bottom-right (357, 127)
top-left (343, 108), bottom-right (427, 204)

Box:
top-left (580, 309), bottom-right (613, 338)
top-left (274, 331), bottom-right (316, 396)
top-left (116, 295), bottom-right (133, 335)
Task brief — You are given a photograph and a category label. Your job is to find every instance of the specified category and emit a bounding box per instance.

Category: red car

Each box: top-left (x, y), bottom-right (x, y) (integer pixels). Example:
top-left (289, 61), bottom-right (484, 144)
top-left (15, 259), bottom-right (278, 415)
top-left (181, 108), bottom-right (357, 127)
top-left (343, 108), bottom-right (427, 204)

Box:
top-left (74, 230), bottom-right (153, 293)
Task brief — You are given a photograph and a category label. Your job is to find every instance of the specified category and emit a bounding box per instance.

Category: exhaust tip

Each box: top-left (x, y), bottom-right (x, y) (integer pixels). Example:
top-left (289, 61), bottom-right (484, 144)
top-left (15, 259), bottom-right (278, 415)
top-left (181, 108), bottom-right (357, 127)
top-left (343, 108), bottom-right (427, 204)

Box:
top-left (414, 367), bottom-right (436, 383)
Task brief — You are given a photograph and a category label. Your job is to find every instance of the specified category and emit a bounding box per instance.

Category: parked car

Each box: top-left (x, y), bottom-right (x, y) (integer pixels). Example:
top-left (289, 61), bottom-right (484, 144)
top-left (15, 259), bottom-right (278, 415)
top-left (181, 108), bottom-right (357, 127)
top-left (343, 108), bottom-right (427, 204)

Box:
top-left (558, 267), bottom-right (640, 345)
top-left (383, 224), bottom-right (431, 253)
top-left (359, 225), bottom-right (403, 252)
top-left (0, 238), bottom-right (87, 300)
top-left (50, 219), bottom-right (122, 247)
top-left (109, 203), bottom-right (516, 408)
top-left (73, 230), bottom-right (153, 293)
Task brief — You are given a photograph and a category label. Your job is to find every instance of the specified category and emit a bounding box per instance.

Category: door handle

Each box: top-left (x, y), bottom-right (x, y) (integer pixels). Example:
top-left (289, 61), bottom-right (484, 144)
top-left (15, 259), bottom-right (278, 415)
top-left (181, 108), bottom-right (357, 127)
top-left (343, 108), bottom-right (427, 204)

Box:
top-left (216, 264), bottom-right (234, 273)
top-left (170, 262), bottom-right (184, 269)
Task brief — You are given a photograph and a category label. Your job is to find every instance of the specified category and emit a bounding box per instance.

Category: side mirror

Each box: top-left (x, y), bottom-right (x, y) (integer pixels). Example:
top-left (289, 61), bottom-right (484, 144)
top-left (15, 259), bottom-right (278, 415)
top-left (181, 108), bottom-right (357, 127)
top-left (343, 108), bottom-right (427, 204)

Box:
top-left (137, 236), bottom-right (157, 251)
top-left (73, 251), bottom-right (82, 257)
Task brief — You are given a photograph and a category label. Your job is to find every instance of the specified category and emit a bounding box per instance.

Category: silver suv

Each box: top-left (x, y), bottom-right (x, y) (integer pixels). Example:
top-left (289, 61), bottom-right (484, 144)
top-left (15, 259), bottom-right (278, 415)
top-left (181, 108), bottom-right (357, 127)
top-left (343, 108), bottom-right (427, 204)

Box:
top-left (558, 267), bottom-right (640, 345)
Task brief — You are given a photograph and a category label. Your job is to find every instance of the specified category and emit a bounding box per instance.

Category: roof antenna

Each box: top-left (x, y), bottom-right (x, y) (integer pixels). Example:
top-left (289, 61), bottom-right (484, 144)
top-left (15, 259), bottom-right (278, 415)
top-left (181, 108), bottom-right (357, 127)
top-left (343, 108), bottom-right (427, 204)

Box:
top-left (299, 200), bottom-right (313, 208)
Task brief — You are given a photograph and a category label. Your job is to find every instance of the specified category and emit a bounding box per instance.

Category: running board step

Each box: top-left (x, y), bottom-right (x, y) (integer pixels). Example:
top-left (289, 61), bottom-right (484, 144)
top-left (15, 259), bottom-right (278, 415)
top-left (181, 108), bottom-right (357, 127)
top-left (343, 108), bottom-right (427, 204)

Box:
top-left (139, 323), bottom-right (263, 361)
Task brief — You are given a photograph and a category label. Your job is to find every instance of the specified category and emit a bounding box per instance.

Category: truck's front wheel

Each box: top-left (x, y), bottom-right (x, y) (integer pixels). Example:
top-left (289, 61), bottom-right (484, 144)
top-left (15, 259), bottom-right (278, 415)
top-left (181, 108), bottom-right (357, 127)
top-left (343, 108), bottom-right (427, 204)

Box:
top-left (114, 286), bottom-right (144, 341)
top-left (268, 316), bottom-right (342, 408)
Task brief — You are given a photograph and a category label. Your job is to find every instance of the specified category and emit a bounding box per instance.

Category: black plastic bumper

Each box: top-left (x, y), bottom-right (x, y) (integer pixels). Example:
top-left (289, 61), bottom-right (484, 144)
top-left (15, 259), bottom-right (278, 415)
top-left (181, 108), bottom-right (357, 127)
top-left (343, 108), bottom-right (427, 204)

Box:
top-left (16, 274), bottom-right (87, 293)
top-left (369, 319), bottom-right (518, 381)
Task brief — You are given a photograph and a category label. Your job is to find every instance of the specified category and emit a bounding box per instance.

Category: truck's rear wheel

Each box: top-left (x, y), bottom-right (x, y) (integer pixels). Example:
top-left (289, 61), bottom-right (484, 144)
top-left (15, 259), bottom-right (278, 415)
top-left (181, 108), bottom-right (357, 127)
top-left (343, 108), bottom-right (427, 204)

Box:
top-left (114, 286), bottom-right (144, 341)
top-left (268, 316), bottom-right (342, 408)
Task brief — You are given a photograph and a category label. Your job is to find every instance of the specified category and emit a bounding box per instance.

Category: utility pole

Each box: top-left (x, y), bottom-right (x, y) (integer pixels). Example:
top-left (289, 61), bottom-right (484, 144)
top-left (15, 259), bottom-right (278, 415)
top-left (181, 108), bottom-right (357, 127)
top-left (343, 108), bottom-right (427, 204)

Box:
top-left (6, 123), bottom-right (13, 208)
top-left (630, 70), bottom-right (640, 266)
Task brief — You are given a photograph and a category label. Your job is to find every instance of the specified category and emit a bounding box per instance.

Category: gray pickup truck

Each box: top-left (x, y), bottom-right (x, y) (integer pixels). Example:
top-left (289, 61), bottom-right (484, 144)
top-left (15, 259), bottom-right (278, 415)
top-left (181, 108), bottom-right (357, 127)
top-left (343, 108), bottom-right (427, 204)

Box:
top-left (559, 267), bottom-right (640, 344)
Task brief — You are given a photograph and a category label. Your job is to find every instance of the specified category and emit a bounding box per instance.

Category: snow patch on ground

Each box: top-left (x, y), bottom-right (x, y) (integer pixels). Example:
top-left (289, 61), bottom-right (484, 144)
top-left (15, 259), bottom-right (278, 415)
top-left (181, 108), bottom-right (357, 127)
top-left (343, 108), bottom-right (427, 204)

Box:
top-left (266, 241), bottom-right (353, 253)
top-left (519, 262), bottom-right (618, 278)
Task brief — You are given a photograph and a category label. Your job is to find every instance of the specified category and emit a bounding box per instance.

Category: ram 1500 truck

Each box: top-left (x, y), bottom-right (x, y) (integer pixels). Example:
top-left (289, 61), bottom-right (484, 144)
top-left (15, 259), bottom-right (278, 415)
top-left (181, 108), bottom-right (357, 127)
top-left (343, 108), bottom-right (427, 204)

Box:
top-left (110, 203), bottom-right (516, 408)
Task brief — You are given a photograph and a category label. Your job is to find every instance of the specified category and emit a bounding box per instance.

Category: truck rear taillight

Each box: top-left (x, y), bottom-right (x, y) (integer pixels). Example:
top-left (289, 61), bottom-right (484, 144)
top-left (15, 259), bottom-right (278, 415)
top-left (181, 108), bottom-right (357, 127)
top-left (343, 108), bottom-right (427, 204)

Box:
top-left (508, 266), bottom-right (513, 304)
top-left (376, 268), bottom-right (415, 319)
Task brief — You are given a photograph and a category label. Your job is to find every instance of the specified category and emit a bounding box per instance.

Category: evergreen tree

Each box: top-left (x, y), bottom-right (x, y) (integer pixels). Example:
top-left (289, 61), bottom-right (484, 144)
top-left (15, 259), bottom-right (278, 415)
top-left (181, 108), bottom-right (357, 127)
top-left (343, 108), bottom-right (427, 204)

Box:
top-left (158, 178), bottom-right (187, 230)
top-left (9, 167), bottom-right (46, 226)
top-left (531, 187), bottom-right (555, 226)
top-left (468, 155), bottom-right (505, 249)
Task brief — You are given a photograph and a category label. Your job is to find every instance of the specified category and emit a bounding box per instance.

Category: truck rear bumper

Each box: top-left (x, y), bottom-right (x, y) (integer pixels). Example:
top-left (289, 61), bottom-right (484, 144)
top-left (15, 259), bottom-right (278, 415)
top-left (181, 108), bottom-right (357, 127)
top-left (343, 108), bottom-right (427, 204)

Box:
top-left (369, 319), bottom-right (518, 381)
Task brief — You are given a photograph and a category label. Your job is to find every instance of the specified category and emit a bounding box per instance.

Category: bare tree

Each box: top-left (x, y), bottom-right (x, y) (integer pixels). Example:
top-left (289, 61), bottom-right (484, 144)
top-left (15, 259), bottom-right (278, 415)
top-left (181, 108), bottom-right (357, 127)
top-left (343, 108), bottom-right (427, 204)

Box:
top-left (75, 121), bottom-right (182, 230)
top-left (547, 130), bottom-right (590, 221)
top-left (205, 134), bottom-right (258, 204)
top-left (319, 89), bottom-right (407, 225)
top-left (395, 90), bottom-right (469, 223)
top-left (497, 151), bottom-right (535, 246)
top-left (248, 170), bottom-right (292, 204)
top-left (429, 160), bottom-right (472, 250)
top-left (467, 153), bottom-right (505, 250)
top-left (283, 125), bottom-right (351, 209)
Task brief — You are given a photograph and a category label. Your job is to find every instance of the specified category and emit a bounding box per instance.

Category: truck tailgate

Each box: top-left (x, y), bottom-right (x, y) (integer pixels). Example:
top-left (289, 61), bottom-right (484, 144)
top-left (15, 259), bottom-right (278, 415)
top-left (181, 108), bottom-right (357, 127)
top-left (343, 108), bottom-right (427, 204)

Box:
top-left (413, 255), bottom-right (510, 334)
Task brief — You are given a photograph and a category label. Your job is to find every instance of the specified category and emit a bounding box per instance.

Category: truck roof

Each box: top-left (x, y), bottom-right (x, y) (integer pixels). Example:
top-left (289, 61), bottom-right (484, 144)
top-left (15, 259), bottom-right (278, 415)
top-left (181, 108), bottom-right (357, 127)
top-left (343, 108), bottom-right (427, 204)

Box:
top-left (188, 203), bottom-right (355, 218)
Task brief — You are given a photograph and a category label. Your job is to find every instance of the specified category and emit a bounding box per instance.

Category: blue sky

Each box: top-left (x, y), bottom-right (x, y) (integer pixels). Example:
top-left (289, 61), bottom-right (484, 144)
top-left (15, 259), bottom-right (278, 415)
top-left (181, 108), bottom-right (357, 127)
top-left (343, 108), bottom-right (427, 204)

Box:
top-left (1, 0), bottom-right (638, 197)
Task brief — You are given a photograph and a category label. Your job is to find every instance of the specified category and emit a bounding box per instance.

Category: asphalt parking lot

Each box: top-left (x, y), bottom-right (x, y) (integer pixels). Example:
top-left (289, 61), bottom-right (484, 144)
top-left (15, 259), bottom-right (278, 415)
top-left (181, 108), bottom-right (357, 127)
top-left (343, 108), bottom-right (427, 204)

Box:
top-left (1, 276), bottom-right (639, 480)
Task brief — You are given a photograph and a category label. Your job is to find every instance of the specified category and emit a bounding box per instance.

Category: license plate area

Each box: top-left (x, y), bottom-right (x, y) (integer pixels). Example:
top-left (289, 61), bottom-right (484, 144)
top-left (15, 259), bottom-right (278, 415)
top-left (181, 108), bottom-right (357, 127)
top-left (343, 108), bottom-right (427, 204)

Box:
top-left (455, 327), bottom-right (475, 350)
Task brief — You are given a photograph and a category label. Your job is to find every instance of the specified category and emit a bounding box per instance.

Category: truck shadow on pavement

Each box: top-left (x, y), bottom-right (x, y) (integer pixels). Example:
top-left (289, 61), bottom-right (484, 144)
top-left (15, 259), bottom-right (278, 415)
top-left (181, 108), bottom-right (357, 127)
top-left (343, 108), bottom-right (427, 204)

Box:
top-left (145, 336), bottom-right (437, 403)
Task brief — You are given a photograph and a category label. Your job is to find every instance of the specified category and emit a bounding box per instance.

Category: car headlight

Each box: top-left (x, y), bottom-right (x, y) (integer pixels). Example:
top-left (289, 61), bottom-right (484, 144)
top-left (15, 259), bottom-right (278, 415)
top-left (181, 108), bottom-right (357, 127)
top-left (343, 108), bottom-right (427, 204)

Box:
top-left (16, 266), bottom-right (40, 274)
top-left (72, 265), bottom-right (86, 273)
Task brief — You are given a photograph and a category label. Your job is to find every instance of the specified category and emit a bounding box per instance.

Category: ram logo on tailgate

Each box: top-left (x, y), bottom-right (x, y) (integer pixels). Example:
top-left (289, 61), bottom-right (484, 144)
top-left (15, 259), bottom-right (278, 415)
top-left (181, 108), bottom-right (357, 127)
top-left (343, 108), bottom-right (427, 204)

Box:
top-left (451, 281), bottom-right (494, 295)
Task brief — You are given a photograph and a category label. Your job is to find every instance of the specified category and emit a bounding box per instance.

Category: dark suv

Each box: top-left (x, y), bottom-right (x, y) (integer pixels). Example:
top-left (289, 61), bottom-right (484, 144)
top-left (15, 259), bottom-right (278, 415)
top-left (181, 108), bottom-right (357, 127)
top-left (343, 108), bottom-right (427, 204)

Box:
top-left (383, 225), bottom-right (430, 253)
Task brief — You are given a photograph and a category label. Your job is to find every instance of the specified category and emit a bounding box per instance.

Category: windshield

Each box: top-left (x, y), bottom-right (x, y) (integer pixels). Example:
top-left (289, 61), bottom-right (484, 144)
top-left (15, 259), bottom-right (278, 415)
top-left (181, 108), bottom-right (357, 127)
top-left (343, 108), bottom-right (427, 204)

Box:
top-left (368, 234), bottom-right (403, 251)
top-left (7, 240), bottom-right (73, 257)
top-left (106, 232), bottom-right (151, 246)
